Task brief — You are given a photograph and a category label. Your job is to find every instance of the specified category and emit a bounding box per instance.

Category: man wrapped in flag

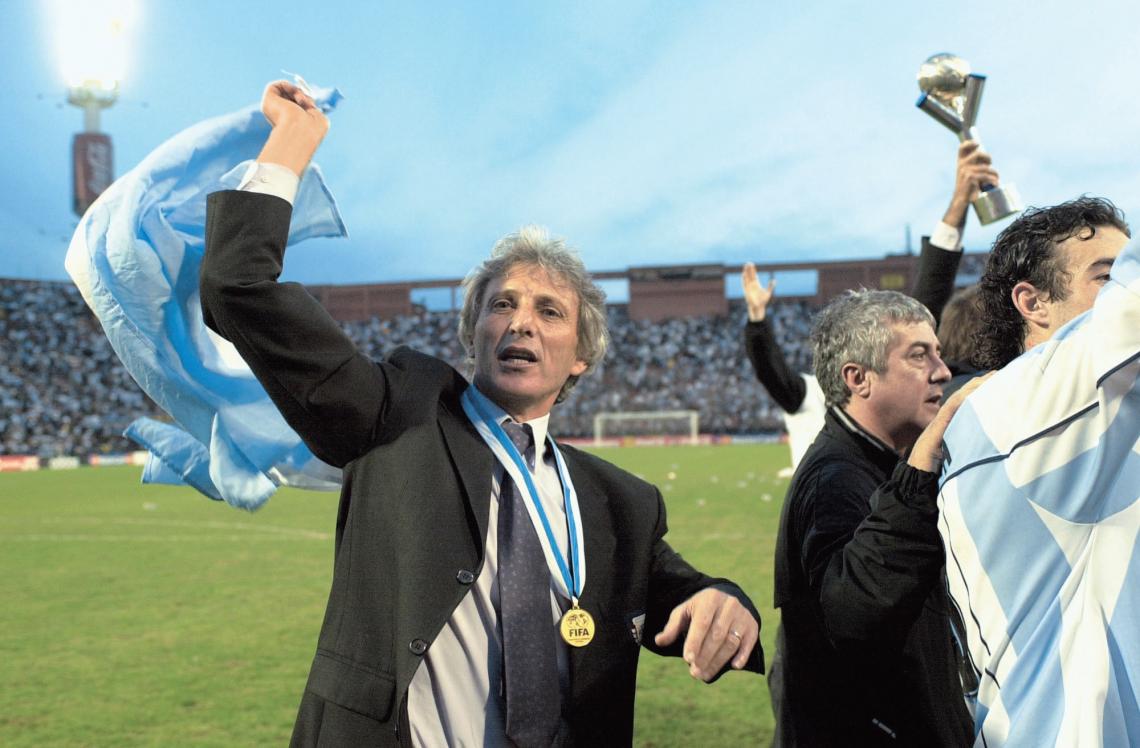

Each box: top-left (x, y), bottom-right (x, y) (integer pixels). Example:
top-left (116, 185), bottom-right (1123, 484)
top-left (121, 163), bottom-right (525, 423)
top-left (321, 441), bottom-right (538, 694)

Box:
top-left (935, 198), bottom-right (1138, 746)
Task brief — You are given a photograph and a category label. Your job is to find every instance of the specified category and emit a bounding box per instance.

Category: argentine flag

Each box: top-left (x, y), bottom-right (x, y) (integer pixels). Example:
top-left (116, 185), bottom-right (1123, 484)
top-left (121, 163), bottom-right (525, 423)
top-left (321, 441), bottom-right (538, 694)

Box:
top-left (65, 81), bottom-right (346, 510)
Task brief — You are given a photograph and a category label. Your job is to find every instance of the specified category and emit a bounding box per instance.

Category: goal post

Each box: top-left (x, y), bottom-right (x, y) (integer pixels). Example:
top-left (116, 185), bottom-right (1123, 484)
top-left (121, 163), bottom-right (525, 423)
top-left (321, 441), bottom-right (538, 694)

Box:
top-left (592, 410), bottom-right (700, 446)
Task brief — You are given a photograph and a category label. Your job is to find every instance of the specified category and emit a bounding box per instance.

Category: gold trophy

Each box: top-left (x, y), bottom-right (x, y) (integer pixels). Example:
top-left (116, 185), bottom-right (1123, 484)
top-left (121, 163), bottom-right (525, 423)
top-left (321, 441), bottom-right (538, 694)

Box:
top-left (916, 54), bottom-right (1022, 225)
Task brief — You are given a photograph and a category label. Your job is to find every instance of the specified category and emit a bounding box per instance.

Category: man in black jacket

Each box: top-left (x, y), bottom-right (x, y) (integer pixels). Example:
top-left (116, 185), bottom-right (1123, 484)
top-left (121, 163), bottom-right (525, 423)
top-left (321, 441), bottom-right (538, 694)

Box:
top-left (199, 80), bottom-right (763, 747)
top-left (772, 289), bottom-right (973, 746)
top-left (741, 139), bottom-right (1001, 471)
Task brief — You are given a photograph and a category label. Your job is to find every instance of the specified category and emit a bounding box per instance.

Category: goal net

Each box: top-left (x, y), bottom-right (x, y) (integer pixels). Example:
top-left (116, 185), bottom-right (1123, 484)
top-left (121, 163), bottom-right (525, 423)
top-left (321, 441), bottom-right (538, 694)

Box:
top-left (592, 410), bottom-right (700, 446)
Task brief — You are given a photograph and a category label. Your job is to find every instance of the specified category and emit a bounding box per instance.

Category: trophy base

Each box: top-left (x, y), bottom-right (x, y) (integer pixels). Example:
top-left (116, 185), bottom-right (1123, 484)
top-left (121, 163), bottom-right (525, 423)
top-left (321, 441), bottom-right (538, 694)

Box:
top-left (973, 184), bottom-right (1023, 225)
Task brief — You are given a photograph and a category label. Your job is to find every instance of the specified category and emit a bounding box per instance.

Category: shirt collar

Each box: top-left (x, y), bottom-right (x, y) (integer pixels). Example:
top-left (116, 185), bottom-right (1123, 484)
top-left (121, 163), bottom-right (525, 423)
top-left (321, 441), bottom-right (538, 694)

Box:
top-left (831, 405), bottom-right (897, 458)
top-left (468, 384), bottom-right (552, 453)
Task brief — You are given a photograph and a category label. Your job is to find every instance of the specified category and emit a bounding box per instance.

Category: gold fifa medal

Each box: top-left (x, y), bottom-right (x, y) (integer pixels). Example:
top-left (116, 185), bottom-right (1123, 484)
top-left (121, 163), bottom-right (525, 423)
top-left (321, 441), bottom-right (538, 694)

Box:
top-left (559, 606), bottom-right (595, 647)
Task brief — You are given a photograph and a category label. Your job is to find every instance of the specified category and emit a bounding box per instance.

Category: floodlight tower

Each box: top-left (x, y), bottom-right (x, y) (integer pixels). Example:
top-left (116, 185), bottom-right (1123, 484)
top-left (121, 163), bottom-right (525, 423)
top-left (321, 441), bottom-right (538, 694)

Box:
top-left (54, 1), bottom-right (136, 216)
top-left (68, 79), bottom-right (118, 216)
top-left (69, 78), bottom-right (119, 134)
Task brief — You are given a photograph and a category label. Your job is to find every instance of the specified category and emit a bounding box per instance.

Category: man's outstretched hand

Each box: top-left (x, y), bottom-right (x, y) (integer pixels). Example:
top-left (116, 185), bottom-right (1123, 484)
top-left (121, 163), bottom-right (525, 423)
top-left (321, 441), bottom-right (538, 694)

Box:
top-left (908, 371), bottom-right (994, 473)
top-left (743, 262), bottom-right (776, 322)
top-left (943, 139), bottom-right (1001, 229)
top-left (655, 587), bottom-right (759, 682)
top-left (257, 80), bottom-right (330, 177)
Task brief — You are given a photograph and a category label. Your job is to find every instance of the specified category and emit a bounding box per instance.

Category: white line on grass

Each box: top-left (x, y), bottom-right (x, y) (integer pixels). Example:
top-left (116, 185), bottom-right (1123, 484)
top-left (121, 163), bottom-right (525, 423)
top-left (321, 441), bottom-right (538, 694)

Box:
top-left (32, 516), bottom-right (329, 539)
top-left (2, 533), bottom-right (332, 542)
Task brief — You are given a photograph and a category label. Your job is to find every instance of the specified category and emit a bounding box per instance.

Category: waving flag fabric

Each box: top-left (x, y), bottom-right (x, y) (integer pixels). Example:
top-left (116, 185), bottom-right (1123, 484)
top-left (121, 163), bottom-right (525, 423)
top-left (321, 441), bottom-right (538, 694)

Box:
top-left (65, 83), bottom-right (346, 510)
top-left (938, 238), bottom-right (1140, 746)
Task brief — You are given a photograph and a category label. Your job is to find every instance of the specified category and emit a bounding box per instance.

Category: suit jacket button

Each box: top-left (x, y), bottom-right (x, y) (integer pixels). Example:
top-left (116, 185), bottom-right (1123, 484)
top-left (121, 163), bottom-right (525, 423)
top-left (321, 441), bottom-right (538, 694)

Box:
top-left (456, 569), bottom-right (475, 585)
top-left (409, 639), bottom-right (428, 656)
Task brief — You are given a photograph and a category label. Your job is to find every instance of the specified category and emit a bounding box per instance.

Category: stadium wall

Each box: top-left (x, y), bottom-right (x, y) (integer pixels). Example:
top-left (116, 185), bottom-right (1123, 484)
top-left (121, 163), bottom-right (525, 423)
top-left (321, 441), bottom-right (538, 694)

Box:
top-left (0, 452), bottom-right (148, 473)
top-left (291, 254), bottom-right (928, 323)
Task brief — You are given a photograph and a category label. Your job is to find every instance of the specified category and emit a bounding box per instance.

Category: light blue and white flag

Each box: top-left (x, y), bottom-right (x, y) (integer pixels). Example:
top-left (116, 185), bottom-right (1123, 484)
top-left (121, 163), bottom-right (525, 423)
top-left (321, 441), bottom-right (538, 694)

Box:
top-left (938, 238), bottom-right (1140, 746)
top-left (65, 80), bottom-right (346, 510)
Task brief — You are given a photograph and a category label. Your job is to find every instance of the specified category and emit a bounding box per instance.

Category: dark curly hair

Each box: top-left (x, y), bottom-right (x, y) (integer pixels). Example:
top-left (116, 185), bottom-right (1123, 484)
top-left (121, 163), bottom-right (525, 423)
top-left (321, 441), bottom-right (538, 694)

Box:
top-left (975, 196), bottom-right (1129, 369)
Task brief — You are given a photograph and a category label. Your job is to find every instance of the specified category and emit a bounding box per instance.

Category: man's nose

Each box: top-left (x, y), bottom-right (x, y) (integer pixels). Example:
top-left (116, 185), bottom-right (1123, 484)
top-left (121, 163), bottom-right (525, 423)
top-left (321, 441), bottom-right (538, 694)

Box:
top-left (508, 306), bottom-right (535, 335)
top-left (931, 354), bottom-right (952, 384)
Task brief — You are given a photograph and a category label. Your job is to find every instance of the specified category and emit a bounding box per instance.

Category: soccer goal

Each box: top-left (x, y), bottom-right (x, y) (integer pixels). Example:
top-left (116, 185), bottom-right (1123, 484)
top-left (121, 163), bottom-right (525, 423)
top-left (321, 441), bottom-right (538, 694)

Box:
top-left (592, 410), bottom-right (700, 446)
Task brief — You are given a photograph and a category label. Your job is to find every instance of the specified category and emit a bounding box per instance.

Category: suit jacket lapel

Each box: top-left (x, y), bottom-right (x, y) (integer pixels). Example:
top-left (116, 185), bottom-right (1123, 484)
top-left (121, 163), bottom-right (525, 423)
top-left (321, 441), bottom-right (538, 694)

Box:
top-left (438, 397), bottom-right (494, 555)
top-left (561, 449), bottom-right (618, 698)
top-left (563, 453), bottom-right (617, 608)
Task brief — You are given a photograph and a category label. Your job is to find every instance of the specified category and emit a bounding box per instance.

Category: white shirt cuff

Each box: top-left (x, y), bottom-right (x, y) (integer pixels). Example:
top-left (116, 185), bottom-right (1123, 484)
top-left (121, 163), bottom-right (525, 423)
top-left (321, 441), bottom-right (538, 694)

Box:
top-left (929, 221), bottom-right (963, 252)
top-left (237, 161), bottom-right (300, 205)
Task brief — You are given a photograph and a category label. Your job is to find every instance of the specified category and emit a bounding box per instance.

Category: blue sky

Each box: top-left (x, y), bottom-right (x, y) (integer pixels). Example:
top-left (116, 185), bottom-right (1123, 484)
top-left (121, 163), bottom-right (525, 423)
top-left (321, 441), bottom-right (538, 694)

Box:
top-left (4, 0), bottom-right (1139, 297)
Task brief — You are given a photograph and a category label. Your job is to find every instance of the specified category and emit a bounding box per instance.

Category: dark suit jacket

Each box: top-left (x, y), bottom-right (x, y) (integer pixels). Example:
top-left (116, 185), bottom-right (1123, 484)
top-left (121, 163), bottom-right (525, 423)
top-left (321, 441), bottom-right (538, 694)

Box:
top-left (199, 190), bottom-right (763, 746)
top-left (911, 237), bottom-right (982, 389)
top-left (911, 236), bottom-right (964, 328)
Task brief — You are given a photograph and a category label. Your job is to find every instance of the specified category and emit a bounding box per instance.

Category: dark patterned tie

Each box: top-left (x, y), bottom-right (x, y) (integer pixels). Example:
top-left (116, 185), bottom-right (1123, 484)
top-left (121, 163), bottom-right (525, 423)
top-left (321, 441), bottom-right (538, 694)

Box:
top-left (498, 421), bottom-right (562, 746)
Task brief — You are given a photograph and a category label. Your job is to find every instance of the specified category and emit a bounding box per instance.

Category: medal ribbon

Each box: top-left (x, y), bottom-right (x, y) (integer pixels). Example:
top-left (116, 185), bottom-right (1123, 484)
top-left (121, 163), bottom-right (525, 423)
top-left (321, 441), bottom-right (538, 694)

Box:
top-left (462, 386), bottom-right (585, 603)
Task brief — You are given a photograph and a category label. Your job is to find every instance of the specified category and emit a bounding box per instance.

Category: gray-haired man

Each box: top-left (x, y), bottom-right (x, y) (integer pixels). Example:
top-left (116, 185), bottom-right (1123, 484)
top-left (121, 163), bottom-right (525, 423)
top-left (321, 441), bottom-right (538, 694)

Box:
top-left (771, 289), bottom-right (972, 746)
top-left (199, 80), bottom-right (763, 747)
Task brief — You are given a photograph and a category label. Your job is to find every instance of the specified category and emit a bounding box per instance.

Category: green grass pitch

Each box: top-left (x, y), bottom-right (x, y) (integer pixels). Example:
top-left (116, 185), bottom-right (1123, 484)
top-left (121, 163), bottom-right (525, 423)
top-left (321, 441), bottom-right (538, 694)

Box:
top-left (0, 443), bottom-right (788, 746)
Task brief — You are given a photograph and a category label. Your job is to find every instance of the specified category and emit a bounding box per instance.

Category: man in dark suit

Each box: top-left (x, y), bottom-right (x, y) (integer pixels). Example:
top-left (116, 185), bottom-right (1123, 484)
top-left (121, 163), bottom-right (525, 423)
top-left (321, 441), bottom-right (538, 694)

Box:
top-left (199, 81), bottom-right (763, 747)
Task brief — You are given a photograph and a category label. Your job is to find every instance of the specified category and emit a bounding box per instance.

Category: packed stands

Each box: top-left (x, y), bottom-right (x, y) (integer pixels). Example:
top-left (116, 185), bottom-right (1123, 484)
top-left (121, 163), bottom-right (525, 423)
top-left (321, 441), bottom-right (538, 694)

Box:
top-left (0, 278), bottom-right (817, 457)
top-left (1, 280), bottom-right (155, 459)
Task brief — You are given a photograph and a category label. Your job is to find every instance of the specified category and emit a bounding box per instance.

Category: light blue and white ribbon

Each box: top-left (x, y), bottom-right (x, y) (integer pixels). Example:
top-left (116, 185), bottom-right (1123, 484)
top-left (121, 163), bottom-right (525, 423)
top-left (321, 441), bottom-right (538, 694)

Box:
top-left (461, 385), bottom-right (587, 603)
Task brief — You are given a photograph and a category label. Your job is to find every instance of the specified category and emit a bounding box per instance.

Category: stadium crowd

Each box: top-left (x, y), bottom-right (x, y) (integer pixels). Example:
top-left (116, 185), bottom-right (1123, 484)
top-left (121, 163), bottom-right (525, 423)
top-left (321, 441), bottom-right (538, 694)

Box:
top-left (0, 276), bottom-right (817, 457)
top-left (0, 279), bottom-right (154, 459)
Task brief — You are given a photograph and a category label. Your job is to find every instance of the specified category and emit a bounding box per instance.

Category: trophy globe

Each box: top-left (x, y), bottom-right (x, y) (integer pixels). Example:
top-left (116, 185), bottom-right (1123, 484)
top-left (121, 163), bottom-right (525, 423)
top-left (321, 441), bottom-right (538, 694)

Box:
top-left (915, 53), bottom-right (1022, 225)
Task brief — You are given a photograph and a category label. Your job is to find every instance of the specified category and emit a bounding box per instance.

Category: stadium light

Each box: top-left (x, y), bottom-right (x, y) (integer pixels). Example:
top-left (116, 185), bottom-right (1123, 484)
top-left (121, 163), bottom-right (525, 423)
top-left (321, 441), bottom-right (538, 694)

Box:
top-left (49, 0), bottom-right (138, 215)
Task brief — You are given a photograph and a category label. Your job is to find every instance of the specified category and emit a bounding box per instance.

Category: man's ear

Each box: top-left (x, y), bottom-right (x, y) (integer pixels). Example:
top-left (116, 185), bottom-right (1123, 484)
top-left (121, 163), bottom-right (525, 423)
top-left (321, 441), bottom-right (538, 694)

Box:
top-left (841, 362), bottom-right (872, 400)
top-left (1011, 281), bottom-right (1050, 328)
